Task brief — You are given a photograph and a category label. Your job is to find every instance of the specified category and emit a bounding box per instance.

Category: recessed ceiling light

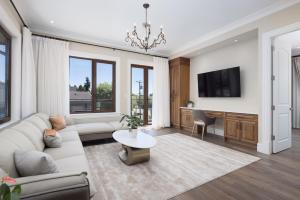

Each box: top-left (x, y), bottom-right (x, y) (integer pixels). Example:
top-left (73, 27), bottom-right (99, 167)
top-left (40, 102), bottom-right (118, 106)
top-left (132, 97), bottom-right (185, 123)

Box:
top-left (234, 39), bottom-right (238, 43)
top-left (297, 46), bottom-right (300, 49)
top-left (50, 20), bottom-right (54, 24)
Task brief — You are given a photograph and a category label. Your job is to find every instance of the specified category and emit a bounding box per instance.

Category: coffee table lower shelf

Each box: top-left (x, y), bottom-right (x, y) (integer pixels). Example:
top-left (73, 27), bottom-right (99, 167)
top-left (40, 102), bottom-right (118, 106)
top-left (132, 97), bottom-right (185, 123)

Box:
top-left (118, 144), bottom-right (150, 165)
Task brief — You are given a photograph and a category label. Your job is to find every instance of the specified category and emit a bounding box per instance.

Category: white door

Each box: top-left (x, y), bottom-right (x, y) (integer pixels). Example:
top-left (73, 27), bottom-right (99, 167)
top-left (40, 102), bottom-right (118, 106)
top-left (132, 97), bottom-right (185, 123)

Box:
top-left (272, 37), bottom-right (292, 153)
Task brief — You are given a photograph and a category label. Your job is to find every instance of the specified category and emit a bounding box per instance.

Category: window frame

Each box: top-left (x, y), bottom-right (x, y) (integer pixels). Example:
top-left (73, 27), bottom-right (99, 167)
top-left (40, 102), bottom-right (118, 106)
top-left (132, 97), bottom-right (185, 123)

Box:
top-left (0, 25), bottom-right (11, 124)
top-left (69, 56), bottom-right (116, 114)
top-left (130, 64), bottom-right (153, 125)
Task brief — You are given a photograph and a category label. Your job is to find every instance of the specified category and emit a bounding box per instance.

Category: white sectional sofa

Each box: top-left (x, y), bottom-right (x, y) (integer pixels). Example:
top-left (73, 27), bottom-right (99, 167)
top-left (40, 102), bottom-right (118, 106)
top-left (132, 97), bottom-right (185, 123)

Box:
top-left (65, 113), bottom-right (125, 141)
top-left (0, 112), bottom-right (124, 200)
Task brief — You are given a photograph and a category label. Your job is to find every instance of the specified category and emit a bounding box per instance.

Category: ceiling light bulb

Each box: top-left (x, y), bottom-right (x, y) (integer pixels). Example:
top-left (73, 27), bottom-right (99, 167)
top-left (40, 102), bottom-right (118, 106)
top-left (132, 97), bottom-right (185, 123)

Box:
top-left (234, 39), bottom-right (238, 42)
top-left (50, 20), bottom-right (54, 24)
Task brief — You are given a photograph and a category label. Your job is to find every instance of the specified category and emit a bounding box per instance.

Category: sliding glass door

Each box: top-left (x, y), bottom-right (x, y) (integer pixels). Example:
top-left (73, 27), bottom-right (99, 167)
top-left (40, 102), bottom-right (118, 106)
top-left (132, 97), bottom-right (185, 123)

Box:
top-left (131, 65), bottom-right (153, 125)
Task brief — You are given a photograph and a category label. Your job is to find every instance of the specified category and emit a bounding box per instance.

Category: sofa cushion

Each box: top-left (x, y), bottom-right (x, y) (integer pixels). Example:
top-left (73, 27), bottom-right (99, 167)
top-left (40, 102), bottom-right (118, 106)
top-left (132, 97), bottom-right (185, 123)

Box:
top-left (0, 129), bottom-right (37, 178)
top-left (44, 140), bottom-right (84, 160)
top-left (58, 125), bottom-right (77, 133)
top-left (25, 115), bottom-right (50, 132)
top-left (58, 130), bottom-right (80, 142)
top-left (11, 121), bottom-right (45, 151)
top-left (70, 114), bottom-right (122, 124)
top-left (55, 155), bottom-right (96, 196)
top-left (109, 121), bottom-right (126, 131)
top-left (35, 113), bottom-right (52, 129)
top-left (14, 150), bottom-right (59, 177)
top-left (75, 123), bottom-right (114, 135)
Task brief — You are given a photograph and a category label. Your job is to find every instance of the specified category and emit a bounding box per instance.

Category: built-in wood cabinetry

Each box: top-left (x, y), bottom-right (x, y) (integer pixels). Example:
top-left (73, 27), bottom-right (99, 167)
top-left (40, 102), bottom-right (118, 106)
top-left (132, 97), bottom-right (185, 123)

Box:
top-left (180, 108), bottom-right (194, 131)
top-left (180, 108), bottom-right (258, 145)
top-left (225, 113), bottom-right (258, 144)
top-left (169, 58), bottom-right (190, 128)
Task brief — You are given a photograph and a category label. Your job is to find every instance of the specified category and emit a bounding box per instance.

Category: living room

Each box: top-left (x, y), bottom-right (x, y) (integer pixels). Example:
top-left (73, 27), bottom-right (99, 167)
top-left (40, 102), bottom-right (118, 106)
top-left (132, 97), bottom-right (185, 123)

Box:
top-left (1, 0), bottom-right (300, 200)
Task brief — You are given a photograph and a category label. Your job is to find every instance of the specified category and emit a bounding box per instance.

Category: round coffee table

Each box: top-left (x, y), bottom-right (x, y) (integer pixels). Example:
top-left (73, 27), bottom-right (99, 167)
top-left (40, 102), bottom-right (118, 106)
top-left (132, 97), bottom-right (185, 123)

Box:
top-left (113, 130), bottom-right (157, 165)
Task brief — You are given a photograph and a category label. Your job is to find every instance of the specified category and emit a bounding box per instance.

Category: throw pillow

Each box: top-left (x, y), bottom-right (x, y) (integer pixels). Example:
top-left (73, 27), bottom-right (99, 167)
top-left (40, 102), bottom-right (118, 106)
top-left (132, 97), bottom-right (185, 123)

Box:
top-left (14, 150), bottom-right (59, 177)
top-left (44, 129), bottom-right (62, 148)
top-left (0, 168), bottom-right (7, 177)
top-left (49, 116), bottom-right (66, 131)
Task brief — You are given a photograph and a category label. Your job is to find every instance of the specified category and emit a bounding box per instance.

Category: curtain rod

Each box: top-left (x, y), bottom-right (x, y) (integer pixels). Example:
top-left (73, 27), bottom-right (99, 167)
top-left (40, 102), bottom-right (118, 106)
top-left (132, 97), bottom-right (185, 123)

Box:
top-left (9, 0), bottom-right (28, 28)
top-left (9, 0), bottom-right (168, 59)
top-left (32, 33), bottom-right (168, 59)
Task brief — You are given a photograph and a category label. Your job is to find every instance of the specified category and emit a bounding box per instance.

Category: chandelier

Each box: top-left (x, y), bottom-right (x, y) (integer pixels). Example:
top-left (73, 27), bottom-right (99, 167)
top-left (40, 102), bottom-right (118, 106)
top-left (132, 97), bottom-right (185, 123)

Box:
top-left (125, 3), bottom-right (166, 52)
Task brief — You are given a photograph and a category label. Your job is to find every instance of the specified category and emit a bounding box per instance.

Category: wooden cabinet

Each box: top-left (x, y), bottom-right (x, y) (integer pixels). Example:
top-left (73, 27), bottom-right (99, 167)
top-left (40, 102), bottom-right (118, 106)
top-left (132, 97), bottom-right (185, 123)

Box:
top-left (240, 120), bottom-right (258, 144)
top-left (179, 108), bottom-right (258, 145)
top-left (169, 57), bottom-right (190, 128)
top-left (181, 108), bottom-right (194, 131)
top-left (225, 118), bottom-right (240, 140)
top-left (224, 113), bottom-right (258, 144)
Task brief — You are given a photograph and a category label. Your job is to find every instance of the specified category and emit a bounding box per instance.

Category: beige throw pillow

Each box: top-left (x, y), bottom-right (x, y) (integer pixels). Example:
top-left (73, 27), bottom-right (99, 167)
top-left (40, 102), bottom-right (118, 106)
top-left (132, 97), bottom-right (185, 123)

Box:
top-left (49, 116), bottom-right (66, 131)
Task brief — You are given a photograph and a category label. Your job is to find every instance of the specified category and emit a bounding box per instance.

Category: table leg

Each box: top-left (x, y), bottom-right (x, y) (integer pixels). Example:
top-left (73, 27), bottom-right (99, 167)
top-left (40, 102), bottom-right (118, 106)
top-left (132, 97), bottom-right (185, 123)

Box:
top-left (118, 145), bottom-right (150, 165)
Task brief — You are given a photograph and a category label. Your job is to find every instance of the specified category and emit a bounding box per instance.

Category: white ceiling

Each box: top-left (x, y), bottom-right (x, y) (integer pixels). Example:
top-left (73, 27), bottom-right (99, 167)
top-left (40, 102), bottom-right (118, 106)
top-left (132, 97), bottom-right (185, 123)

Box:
top-left (13, 0), bottom-right (297, 56)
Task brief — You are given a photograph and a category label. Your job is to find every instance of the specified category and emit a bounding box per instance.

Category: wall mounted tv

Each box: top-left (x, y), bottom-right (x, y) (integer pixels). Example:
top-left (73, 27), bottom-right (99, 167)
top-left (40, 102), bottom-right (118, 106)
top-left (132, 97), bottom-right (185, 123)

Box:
top-left (198, 66), bottom-right (241, 97)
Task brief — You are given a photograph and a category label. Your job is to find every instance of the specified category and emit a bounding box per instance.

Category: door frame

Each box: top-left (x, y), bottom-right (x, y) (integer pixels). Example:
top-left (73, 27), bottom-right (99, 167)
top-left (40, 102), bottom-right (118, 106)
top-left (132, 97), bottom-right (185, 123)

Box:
top-left (260, 21), bottom-right (300, 154)
top-left (130, 64), bottom-right (153, 125)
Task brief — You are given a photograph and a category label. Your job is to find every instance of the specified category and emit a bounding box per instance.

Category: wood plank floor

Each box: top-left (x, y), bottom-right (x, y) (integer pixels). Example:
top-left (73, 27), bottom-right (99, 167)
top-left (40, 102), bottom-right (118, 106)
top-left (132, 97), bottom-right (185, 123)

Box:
top-left (147, 128), bottom-right (300, 200)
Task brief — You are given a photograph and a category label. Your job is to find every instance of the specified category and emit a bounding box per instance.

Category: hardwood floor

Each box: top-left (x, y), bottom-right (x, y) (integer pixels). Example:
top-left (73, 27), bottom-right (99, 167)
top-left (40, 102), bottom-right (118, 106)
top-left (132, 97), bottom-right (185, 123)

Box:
top-left (147, 128), bottom-right (300, 200)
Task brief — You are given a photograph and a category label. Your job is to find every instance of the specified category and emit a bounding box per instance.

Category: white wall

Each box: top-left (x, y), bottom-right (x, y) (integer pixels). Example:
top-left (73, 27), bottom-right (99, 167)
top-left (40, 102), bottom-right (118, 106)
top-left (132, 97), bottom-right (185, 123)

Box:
top-left (190, 38), bottom-right (258, 135)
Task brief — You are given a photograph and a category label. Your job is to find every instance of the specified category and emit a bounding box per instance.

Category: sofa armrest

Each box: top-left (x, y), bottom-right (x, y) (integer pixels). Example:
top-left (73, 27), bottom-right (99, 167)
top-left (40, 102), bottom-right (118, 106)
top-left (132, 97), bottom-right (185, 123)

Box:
top-left (15, 172), bottom-right (90, 200)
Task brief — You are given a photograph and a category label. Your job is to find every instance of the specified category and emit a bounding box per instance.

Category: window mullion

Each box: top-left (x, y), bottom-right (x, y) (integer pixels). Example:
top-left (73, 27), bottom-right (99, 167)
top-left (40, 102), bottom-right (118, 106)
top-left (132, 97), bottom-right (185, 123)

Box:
top-left (92, 60), bottom-right (97, 113)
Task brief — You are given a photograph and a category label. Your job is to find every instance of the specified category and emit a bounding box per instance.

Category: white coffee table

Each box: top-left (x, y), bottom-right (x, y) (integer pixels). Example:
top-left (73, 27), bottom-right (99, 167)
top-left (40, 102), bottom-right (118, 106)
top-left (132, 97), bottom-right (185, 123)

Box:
top-left (113, 130), bottom-right (157, 165)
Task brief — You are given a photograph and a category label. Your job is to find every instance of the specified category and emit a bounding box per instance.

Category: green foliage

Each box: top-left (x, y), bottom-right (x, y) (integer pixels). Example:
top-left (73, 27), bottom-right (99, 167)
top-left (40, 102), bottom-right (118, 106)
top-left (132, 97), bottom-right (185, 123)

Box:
top-left (120, 114), bottom-right (143, 129)
top-left (75, 77), bottom-right (91, 92)
top-left (77, 85), bottom-right (84, 91)
top-left (0, 183), bottom-right (21, 200)
top-left (84, 77), bottom-right (91, 92)
top-left (187, 100), bottom-right (194, 106)
top-left (97, 82), bottom-right (112, 99)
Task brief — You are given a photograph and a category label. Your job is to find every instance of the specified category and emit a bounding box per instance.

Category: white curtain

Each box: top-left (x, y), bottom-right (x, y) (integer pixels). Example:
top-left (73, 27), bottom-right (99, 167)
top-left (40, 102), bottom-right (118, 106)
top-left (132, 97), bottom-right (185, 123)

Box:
top-left (21, 27), bottom-right (36, 118)
top-left (292, 57), bottom-right (300, 128)
top-left (32, 37), bottom-right (69, 116)
top-left (152, 57), bottom-right (170, 129)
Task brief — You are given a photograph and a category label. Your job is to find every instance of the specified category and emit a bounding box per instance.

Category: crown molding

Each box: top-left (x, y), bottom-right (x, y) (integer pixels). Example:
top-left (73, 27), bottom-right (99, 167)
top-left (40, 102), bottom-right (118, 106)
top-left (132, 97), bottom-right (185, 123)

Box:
top-left (170, 0), bottom-right (300, 59)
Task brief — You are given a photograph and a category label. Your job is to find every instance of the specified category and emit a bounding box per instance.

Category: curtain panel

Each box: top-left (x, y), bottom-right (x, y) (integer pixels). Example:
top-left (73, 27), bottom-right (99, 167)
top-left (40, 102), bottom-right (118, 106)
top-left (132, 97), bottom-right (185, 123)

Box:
top-left (152, 57), bottom-right (170, 129)
top-left (292, 56), bottom-right (300, 129)
top-left (32, 37), bottom-right (70, 116)
top-left (21, 27), bottom-right (36, 118)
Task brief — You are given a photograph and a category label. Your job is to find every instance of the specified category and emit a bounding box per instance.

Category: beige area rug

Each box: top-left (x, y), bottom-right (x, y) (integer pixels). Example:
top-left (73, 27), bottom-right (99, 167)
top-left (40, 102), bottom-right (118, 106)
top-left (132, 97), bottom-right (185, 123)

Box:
top-left (85, 133), bottom-right (259, 200)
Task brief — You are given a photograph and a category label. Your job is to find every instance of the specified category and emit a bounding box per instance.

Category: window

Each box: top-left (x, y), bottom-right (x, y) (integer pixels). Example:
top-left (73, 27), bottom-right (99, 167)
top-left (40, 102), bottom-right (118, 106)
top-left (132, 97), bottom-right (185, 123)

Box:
top-left (69, 56), bottom-right (115, 114)
top-left (131, 65), bottom-right (153, 125)
top-left (0, 25), bottom-right (11, 124)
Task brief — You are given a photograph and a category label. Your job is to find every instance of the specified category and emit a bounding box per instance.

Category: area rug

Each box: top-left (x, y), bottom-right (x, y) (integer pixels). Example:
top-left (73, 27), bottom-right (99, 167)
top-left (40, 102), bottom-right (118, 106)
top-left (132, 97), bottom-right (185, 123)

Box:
top-left (84, 133), bottom-right (259, 200)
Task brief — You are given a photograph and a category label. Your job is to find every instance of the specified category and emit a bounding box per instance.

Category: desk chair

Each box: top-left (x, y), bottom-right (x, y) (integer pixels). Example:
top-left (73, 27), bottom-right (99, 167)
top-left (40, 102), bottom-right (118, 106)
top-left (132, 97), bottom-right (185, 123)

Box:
top-left (191, 110), bottom-right (216, 140)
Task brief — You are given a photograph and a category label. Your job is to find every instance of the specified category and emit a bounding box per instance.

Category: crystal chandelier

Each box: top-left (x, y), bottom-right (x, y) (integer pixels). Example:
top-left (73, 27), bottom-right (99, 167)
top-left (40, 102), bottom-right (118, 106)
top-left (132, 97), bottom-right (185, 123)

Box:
top-left (125, 3), bottom-right (166, 52)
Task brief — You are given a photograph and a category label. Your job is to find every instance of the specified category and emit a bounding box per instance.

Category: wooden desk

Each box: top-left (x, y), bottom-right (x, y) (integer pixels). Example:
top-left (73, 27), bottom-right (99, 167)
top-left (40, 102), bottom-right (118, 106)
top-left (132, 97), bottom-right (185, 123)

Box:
top-left (180, 107), bottom-right (258, 145)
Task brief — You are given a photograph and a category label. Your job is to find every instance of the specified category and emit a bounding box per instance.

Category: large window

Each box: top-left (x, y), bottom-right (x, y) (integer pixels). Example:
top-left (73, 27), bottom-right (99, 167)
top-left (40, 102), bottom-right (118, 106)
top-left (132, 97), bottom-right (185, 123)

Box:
top-left (0, 25), bottom-right (11, 124)
top-left (131, 65), bottom-right (153, 125)
top-left (69, 56), bottom-right (115, 114)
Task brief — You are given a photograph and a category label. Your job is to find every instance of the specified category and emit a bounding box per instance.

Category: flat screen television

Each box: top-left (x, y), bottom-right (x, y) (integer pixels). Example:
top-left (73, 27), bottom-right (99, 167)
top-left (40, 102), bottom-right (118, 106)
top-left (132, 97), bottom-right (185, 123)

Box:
top-left (198, 66), bottom-right (241, 97)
